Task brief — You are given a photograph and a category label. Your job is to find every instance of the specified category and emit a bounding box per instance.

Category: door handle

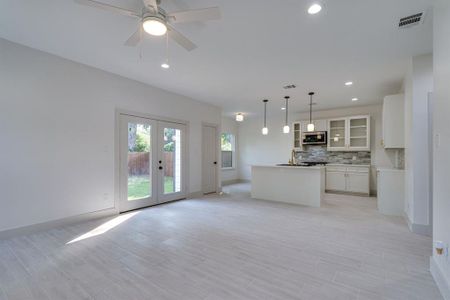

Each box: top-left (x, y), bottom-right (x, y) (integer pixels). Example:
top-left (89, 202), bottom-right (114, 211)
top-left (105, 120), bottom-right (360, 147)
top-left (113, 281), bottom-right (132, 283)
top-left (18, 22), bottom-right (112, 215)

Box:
top-left (159, 166), bottom-right (163, 170)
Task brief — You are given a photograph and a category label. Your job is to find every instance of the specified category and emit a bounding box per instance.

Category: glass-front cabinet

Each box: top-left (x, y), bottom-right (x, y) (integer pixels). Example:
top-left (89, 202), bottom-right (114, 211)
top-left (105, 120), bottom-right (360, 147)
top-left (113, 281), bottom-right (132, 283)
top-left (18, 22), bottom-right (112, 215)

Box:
top-left (328, 116), bottom-right (370, 151)
top-left (328, 118), bottom-right (347, 150)
top-left (293, 122), bottom-right (302, 150)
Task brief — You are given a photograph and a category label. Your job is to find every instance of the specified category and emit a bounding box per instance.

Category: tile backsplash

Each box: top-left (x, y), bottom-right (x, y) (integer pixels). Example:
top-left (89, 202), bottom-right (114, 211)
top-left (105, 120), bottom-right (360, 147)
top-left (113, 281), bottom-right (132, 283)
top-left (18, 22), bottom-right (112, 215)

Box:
top-left (295, 146), bottom-right (371, 165)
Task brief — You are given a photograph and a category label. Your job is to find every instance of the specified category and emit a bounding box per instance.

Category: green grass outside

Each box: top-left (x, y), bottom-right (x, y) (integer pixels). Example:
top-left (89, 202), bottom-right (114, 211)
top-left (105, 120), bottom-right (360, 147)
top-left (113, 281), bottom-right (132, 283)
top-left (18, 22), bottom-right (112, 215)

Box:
top-left (128, 175), bottom-right (175, 200)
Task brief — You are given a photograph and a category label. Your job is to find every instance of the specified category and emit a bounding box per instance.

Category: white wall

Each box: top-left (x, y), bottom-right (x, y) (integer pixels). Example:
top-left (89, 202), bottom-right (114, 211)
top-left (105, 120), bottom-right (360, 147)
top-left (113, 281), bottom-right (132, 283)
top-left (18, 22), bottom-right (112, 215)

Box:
top-left (0, 38), bottom-right (222, 232)
top-left (221, 117), bottom-right (239, 184)
top-left (238, 104), bottom-right (395, 193)
top-left (432, 1), bottom-right (450, 297)
top-left (403, 54), bottom-right (433, 233)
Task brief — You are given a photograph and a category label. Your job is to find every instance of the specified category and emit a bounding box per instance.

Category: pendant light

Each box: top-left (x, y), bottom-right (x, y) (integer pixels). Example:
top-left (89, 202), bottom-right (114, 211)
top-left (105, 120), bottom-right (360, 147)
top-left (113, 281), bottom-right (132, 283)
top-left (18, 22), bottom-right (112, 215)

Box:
top-left (283, 96), bottom-right (290, 133)
top-left (262, 99), bottom-right (269, 135)
top-left (307, 92), bottom-right (315, 132)
top-left (236, 113), bottom-right (244, 122)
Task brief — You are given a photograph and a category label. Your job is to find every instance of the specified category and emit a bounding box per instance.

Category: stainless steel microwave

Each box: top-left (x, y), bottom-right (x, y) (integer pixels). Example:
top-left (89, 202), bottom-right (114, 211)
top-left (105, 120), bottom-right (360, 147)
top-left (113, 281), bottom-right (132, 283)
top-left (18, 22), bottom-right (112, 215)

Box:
top-left (302, 131), bottom-right (327, 145)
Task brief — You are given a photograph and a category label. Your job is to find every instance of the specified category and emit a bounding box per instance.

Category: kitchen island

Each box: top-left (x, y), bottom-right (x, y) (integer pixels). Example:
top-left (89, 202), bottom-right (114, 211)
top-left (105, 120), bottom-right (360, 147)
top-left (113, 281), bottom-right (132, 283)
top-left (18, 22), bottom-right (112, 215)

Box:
top-left (251, 165), bottom-right (325, 207)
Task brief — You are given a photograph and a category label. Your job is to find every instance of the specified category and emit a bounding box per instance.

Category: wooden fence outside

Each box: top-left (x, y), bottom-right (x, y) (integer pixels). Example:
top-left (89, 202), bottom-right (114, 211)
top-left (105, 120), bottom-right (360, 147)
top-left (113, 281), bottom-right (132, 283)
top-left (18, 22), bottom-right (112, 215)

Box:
top-left (128, 152), bottom-right (174, 177)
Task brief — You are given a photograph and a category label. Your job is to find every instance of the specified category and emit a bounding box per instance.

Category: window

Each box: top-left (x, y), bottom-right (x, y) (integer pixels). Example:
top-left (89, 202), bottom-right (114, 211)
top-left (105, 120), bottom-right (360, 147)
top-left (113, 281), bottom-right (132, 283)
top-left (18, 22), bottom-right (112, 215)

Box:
top-left (221, 133), bottom-right (235, 169)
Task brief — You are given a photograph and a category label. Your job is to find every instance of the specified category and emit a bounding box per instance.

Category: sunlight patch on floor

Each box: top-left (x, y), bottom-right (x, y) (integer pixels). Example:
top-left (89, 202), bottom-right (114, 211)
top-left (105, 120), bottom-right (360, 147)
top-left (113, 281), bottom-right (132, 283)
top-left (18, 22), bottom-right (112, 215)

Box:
top-left (66, 211), bottom-right (140, 244)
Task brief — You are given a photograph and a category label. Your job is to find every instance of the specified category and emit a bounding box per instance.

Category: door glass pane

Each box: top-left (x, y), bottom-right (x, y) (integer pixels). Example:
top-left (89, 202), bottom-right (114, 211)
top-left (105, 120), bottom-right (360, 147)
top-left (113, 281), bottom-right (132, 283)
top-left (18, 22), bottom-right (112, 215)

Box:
top-left (163, 128), bottom-right (181, 194)
top-left (127, 123), bottom-right (151, 201)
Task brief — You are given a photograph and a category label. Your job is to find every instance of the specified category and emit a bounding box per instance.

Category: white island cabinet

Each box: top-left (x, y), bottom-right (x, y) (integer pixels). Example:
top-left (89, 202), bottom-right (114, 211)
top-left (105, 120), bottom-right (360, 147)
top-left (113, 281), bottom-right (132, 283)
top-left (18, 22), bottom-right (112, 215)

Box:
top-left (251, 165), bottom-right (325, 207)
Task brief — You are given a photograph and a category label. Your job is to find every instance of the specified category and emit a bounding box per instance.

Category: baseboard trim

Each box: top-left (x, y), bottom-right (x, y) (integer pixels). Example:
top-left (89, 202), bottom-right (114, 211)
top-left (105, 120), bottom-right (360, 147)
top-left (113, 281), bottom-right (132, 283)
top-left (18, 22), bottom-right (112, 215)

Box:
top-left (430, 256), bottom-right (450, 300)
top-left (405, 215), bottom-right (432, 236)
top-left (187, 191), bottom-right (204, 199)
top-left (0, 207), bottom-right (118, 240)
top-left (222, 179), bottom-right (241, 186)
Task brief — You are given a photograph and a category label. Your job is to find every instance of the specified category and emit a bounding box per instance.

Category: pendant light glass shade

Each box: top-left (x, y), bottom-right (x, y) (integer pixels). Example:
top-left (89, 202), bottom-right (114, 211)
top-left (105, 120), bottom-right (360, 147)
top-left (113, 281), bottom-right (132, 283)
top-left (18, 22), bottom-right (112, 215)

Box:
top-left (283, 96), bottom-right (290, 134)
top-left (307, 92), bottom-right (315, 132)
top-left (262, 99), bottom-right (269, 135)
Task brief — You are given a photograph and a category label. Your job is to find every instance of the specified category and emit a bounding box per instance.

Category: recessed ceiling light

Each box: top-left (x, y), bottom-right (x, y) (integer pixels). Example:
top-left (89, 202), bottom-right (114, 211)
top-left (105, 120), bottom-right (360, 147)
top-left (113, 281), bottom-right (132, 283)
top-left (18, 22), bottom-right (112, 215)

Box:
top-left (308, 3), bottom-right (322, 15)
top-left (281, 107), bottom-right (286, 110)
top-left (345, 81), bottom-right (353, 86)
top-left (161, 63), bottom-right (170, 69)
top-left (352, 98), bottom-right (359, 101)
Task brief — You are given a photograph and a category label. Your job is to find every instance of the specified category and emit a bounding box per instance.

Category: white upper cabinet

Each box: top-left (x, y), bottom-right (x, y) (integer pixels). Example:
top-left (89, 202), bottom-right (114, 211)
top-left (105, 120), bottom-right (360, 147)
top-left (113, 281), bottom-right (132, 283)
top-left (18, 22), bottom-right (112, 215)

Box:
top-left (328, 118), bottom-right (347, 151)
top-left (382, 94), bottom-right (405, 148)
top-left (293, 119), bottom-right (328, 150)
top-left (328, 115), bottom-right (370, 151)
top-left (293, 122), bottom-right (302, 150)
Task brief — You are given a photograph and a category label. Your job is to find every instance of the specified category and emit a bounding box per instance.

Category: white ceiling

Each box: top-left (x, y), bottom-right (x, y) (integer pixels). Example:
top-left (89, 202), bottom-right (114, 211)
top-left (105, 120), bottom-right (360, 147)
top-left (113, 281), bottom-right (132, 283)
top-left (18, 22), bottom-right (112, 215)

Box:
top-left (0, 0), bottom-right (433, 117)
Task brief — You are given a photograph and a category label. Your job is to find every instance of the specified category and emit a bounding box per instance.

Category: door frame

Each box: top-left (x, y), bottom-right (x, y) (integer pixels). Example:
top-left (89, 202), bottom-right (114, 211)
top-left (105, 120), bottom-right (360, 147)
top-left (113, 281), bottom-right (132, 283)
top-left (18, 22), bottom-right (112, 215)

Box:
top-left (201, 122), bottom-right (220, 194)
top-left (114, 109), bottom-right (190, 212)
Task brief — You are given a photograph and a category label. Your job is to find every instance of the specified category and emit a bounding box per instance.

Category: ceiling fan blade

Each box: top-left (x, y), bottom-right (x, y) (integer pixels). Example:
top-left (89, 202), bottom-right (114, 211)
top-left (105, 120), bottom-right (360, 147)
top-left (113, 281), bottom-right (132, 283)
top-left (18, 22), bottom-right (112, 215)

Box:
top-left (124, 27), bottom-right (142, 47)
top-left (74, 0), bottom-right (140, 18)
top-left (142, 0), bottom-right (158, 13)
top-left (167, 25), bottom-right (197, 51)
top-left (168, 7), bottom-right (221, 23)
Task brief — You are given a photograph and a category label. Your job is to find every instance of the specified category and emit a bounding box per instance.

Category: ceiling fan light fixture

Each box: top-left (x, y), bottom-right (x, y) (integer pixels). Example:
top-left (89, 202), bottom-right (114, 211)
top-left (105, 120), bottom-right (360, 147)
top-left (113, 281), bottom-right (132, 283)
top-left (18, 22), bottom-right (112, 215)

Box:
top-left (143, 16), bottom-right (167, 36)
top-left (308, 3), bottom-right (322, 15)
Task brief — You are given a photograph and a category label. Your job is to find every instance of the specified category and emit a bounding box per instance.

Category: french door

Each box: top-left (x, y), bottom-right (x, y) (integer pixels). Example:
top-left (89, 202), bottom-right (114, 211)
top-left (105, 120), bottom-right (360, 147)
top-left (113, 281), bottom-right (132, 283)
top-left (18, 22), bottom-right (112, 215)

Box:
top-left (119, 114), bottom-right (186, 212)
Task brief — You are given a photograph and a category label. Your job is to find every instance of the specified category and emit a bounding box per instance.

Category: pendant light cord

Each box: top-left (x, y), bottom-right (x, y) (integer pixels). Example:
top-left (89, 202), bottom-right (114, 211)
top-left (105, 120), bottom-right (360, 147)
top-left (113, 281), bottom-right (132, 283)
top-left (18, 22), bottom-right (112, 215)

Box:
top-left (285, 97), bottom-right (288, 126)
top-left (264, 102), bottom-right (267, 127)
top-left (309, 95), bottom-right (312, 124)
top-left (263, 99), bottom-right (268, 127)
top-left (165, 31), bottom-right (169, 64)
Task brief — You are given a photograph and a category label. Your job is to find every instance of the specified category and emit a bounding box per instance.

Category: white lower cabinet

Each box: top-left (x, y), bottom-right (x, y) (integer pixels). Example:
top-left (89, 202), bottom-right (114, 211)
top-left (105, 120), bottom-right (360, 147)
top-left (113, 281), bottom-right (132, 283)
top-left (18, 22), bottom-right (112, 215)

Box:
top-left (377, 168), bottom-right (404, 216)
top-left (326, 165), bottom-right (370, 195)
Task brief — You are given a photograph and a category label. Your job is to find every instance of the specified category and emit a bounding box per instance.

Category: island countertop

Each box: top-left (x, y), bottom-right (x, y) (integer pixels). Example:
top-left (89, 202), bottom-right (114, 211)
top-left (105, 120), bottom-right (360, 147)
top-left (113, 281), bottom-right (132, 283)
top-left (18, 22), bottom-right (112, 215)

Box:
top-left (252, 164), bottom-right (324, 170)
top-left (251, 165), bottom-right (325, 207)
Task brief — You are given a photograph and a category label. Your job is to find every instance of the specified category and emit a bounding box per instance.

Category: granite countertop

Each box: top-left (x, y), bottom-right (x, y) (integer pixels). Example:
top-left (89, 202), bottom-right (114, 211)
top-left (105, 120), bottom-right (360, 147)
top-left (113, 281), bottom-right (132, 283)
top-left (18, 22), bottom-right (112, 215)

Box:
top-left (252, 165), bottom-right (324, 170)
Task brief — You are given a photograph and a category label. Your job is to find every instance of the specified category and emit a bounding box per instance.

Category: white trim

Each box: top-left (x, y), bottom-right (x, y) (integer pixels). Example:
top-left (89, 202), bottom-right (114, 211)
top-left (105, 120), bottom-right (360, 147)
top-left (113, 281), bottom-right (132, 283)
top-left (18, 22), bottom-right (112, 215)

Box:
top-left (0, 208), bottom-right (118, 240)
top-left (187, 191), bottom-right (204, 199)
top-left (430, 256), bottom-right (450, 300)
top-left (222, 179), bottom-right (241, 186)
top-left (405, 213), bottom-right (432, 236)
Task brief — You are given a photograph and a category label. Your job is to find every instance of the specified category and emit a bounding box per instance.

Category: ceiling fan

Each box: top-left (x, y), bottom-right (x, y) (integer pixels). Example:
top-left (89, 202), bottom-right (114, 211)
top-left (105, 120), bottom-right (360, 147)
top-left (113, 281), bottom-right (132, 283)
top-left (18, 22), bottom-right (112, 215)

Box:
top-left (74, 0), bottom-right (221, 51)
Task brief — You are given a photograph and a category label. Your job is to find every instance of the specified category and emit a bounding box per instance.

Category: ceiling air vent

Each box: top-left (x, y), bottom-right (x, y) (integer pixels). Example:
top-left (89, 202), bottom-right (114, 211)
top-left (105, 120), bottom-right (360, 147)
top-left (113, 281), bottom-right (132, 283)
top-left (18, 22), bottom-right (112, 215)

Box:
top-left (399, 12), bottom-right (425, 29)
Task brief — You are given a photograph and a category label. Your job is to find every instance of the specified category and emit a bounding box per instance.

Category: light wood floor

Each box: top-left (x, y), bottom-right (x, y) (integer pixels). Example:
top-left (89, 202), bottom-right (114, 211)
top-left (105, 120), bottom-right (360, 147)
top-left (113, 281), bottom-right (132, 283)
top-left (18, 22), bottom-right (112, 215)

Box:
top-left (0, 183), bottom-right (442, 300)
